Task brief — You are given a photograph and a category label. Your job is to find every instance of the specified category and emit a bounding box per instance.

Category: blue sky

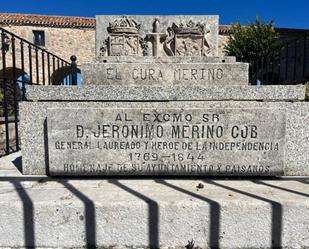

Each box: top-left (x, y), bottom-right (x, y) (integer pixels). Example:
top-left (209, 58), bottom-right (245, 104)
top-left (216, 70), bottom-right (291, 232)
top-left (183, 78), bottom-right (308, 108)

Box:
top-left (0, 0), bottom-right (309, 29)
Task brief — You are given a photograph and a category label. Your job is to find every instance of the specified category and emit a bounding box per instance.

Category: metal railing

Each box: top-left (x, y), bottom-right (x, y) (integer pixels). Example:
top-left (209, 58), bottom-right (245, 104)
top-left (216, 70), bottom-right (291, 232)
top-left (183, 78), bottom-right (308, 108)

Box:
top-left (249, 35), bottom-right (309, 85)
top-left (0, 27), bottom-right (78, 156)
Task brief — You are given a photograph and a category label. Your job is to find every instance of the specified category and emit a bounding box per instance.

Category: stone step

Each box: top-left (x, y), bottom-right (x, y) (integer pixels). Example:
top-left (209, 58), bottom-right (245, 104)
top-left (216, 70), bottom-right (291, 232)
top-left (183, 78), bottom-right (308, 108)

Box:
top-left (0, 152), bottom-right (308, 248)
top-left (26, 85), bottom-right (306, 101)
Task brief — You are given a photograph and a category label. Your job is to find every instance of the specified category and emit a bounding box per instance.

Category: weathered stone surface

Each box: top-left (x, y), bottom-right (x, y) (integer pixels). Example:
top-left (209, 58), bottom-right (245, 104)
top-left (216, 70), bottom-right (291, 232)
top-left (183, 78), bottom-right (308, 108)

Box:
top-left (96, 15), bottom-right (219, 57)
top-left (97, 56), bottom-right (236, 63)
top-left (26, 85), bottom-right (306, 101)
top-left (19, 101), bottom-right (309, 176)
top-left (81, 62), bottom-right (249, 85)
top-left (47, 108), bottom-right (285, 176)
top-left (0, 158), bottom-right (308, 248)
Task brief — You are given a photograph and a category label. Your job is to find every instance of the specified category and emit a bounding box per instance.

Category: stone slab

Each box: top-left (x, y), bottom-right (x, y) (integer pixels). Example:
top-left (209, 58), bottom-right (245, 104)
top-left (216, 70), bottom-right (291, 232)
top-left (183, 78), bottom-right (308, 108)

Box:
top-left (97, 56), bottom-right (236, 63)
top-left (96, 15), bottom-right (219, 57)
top-left (47, 108), bottom-right (285, 176)
top-left (19, 101), bottom-right (309, 176)
top-left (81, 62), bottom-right (249, 86)
top-left (25, 85), bottom-right (306, 101)
top-left (0, 158), bottom-right (308, 248)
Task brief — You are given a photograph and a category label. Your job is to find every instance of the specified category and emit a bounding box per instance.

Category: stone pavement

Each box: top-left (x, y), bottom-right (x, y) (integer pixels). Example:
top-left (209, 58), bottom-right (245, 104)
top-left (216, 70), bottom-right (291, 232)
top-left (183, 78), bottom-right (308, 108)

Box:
top-left (0, 152), bottom-right (308, 248)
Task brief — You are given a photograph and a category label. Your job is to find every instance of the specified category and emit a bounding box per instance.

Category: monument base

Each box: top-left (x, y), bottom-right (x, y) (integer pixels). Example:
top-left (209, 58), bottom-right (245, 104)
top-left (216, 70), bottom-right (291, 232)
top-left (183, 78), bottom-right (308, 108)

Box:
top-left (0, 152), bottom-right (308, 248)
top-left (20, 85), bottom-right (308, 176)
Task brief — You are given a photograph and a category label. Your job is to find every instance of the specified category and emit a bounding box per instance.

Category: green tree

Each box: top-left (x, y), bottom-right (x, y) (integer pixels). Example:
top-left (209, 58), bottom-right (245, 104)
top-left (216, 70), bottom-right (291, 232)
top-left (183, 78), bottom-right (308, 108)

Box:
top-left (224, 17), bottom-right (281, 64)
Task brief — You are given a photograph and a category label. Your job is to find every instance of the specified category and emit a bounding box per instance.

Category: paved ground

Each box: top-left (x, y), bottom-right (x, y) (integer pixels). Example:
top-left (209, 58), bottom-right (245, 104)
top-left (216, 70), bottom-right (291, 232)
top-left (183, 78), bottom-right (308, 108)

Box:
top-left (0, 152), bottom-right (308, 248)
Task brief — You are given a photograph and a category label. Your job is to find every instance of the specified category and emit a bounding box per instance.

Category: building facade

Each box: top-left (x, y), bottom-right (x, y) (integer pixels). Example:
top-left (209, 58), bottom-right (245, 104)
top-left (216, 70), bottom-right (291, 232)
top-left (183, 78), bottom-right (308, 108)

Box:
top-left (0, 14), bottom-right (96, 64)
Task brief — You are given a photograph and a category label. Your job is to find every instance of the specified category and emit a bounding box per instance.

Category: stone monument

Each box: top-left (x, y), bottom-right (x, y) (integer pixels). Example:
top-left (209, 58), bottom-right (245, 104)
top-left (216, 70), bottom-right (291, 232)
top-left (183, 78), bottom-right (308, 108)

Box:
top-left (19, 15), bottom-right (308, 176)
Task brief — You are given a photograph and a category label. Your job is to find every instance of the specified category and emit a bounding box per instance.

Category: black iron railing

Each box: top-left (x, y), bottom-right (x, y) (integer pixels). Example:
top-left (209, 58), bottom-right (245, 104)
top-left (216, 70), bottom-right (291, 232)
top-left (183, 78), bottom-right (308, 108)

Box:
top-left (0, 27), bottom-right (78, 156)
top-left (249, 35), bottom-right (309, 85)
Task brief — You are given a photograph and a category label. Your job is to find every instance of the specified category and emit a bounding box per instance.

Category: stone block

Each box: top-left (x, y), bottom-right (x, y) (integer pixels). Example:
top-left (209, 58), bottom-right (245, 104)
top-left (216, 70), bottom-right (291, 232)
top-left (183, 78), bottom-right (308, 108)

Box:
top-left (96, 15), bottom-right (219, 57)
top-left (19, 101), bottom-right (309, 176)
top-left (81, 62), bottom-right (249, 85)
top-left (0, 159), bottom-right (308, 248)
top-left (25, 85), bottom-right (306, 101)
top-left (96, 56), bottom-right (236, 63)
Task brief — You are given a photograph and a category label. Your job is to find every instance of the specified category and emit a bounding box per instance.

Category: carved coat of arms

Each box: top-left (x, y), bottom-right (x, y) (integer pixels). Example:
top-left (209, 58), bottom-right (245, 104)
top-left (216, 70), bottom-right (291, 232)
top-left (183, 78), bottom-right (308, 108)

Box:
top-left (100, 17), bottom-right (213, 57)
top-left (100, 16), bottom-right (147, 56)
top-left (163, 20), bottom-right (211, 56)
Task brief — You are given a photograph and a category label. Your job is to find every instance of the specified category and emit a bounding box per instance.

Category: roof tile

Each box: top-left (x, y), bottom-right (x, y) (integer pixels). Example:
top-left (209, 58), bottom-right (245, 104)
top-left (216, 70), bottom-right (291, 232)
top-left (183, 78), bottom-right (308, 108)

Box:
top-left (0, 13), bottom-right (95, 29)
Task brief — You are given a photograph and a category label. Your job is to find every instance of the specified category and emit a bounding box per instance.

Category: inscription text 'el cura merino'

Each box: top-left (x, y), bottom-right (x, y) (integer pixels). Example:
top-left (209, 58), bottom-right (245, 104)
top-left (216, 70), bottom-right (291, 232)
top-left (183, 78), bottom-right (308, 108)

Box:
top-left (82, 63), bottom-right (248, 86)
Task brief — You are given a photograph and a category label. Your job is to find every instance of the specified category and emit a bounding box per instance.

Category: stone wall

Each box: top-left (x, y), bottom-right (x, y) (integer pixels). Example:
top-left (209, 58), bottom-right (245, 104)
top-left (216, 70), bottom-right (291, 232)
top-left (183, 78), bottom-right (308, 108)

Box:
top-left (0, 25), bottom-right (96, 65)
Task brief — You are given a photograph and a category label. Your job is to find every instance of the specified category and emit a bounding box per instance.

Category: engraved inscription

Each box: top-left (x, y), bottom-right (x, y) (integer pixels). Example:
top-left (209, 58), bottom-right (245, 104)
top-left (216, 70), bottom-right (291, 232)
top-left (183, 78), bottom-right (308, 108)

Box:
top-left (91, 63), bottom-right (238, 85)
top-left (103, 67), bottom-right (224, 82)
top-left (48, 108), bottom-right (286, 176)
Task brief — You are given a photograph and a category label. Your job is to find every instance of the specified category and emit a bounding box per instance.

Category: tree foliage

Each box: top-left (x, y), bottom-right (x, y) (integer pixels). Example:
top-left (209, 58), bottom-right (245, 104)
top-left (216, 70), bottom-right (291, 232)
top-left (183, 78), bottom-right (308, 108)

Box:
top-left (224, 17), bottom-right (281, 63)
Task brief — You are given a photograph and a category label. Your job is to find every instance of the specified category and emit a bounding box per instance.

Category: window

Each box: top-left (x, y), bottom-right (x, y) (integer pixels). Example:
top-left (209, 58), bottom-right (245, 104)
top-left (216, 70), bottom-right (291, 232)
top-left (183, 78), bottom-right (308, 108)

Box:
top-left (33, 31), bottom-right (45, 47)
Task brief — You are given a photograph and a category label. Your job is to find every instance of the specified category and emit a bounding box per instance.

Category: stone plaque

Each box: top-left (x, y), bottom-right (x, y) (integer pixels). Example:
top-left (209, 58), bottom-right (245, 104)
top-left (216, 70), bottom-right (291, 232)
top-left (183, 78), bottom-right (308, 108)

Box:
top-left (47, 108), bottom-right (285, 176)
top-left (81, 62), bottom-right (248, 85)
